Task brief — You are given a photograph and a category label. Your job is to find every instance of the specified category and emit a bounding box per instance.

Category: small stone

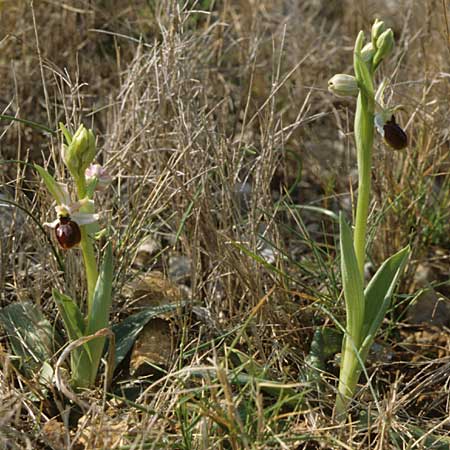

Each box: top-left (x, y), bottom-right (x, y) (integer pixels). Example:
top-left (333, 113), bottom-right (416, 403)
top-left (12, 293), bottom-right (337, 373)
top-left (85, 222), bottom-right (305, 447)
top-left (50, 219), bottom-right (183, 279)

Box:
top-left (122, 271), bottom-right (182, 309)
top-left (133, 236), bottom-right (161, 269)
top-left (168, 255), bottom-right (191, 283)
top-left (406, 289), bottom-right (450, 327)
top-left (129, 318), bottom-right (173, 376)
top-left (42, 418), bottom-right (67, 450)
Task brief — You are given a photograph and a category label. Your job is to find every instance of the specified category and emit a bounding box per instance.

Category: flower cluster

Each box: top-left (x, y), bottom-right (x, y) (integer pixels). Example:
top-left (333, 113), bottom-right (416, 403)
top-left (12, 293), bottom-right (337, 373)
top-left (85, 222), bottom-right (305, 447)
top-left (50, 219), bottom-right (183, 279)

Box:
top-left (328, 19), bottom-right (408, 151)
top-left (40, 124), bottom-right (111, 250)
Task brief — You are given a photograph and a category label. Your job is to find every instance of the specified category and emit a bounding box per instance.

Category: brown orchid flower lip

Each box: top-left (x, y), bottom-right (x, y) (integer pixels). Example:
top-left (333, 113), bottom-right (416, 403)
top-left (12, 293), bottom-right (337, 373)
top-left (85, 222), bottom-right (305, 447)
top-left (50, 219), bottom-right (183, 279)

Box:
top-left (55, 216), bottom-right (82, 250)
top-left (383, 115), bottom-right (408, 150)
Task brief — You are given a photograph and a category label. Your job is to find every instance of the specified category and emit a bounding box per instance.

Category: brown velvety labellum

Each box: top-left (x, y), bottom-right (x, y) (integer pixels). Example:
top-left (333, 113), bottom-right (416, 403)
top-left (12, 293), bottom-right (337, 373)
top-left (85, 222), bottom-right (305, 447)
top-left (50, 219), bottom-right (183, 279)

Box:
top-left (383, 116), bottom-right (408, 150)
top-left (55, 216), bottom-right (81, 249)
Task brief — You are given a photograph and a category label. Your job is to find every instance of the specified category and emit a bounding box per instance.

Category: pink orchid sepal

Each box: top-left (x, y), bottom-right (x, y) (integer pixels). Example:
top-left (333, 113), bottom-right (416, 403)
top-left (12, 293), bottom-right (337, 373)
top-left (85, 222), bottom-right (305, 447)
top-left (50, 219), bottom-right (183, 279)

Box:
top-left (85, 164), bottom-right (112, 193)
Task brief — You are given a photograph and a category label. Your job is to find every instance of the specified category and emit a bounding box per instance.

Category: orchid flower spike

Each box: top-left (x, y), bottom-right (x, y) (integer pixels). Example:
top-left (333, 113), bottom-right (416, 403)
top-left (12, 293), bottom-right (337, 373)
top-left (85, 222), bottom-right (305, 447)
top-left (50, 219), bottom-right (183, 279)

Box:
top-left (61, 124), bottom-right (96, 181)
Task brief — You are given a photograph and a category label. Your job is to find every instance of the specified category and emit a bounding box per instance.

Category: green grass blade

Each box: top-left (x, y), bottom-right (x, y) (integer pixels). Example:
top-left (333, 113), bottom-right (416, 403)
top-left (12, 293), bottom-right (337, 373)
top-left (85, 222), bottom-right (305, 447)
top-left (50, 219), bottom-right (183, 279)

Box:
top-left (175, 184), bottom-right (202, 243)
top-left (278, 204), bottom-right (339, 222)
top-left (0, 196), bottom-right (64, 272)
top-left (0, 114), bottom-right (56, 135)
top-left (360, 245), bottom-right (410, 359)
top-left (231, 241), bottom-right (287, 280)
top-left (85, 242), bottom-right (113, 384)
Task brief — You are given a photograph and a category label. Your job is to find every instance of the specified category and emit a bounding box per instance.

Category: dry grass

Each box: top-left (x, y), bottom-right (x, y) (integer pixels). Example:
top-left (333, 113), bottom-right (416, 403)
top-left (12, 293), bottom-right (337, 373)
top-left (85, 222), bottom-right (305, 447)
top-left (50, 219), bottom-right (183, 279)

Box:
top-left (1, 0), bottom-right (450, 449)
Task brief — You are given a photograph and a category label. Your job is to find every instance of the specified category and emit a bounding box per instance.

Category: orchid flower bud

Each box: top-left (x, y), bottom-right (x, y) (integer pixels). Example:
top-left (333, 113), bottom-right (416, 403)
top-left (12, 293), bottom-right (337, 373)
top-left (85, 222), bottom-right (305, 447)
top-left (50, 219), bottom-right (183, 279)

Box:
top-left (328, 74), bottom-right (359, 98)
top-left (371, 19), bottom-right (387, 47)
top-left (373, 29), bottom-right (394, 68)
top-left (361, 42), bottom-right (376, 63)
top-left (63, 124), bottom-right (96, 180)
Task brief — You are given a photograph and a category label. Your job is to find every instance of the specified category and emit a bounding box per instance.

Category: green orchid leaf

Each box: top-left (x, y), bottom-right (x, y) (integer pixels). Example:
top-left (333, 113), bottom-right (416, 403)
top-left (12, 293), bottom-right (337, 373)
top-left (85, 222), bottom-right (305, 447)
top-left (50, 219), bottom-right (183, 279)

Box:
top-left (339, 213), bottom-right (365, 347)
top-left (111, 303), bottom-right (184, 370)
top-left (85, 242), bottom-right (113, 384)
top-left (52, 289), bottom-right (95, 388)
top-left (34, 164), bottom-right (66, 205)
top-left (336, 214), bottom-right (366, 410)
top-left (359, 245), bottom-right (410, 360)
top-left (59, 122), bottom-right (72, 145)
top-left (354, 51), bottom-right (374, 97)
top-left (0, 302), bottom-right (61, 377)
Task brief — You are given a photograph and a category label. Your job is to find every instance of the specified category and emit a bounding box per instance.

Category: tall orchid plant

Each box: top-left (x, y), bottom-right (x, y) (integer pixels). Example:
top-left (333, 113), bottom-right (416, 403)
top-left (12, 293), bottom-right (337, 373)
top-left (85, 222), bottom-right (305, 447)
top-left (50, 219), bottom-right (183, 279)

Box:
top-left (328, 20), bottom-right (410, 420)
top-left (35, 124), bottom-right (113, 389)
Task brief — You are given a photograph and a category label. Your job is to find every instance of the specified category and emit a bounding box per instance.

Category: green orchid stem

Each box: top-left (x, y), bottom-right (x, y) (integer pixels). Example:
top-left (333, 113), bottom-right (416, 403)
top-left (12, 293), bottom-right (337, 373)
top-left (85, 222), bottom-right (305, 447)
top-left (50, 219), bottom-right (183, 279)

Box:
top-left (80, 229), bottom-right (98, 313)
top-left (336, 100), bottom-right (374, 418)
top-left (353, 91), bottom-right (374, 278)
top-left (335, 338), bottom-right (362, 420)
top-left (75, 174), bottom-right (98, 314)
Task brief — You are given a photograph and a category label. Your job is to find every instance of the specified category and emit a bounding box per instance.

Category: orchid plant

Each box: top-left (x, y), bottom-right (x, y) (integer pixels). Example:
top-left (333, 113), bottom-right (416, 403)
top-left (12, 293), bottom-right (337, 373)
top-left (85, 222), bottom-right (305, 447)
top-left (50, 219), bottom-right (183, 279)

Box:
top-left (35, 123), bottom-right (113, 389)
top-left (328, 20), bottom-right (411, 420)
top-left (0, 123), bottom-right (183, 392)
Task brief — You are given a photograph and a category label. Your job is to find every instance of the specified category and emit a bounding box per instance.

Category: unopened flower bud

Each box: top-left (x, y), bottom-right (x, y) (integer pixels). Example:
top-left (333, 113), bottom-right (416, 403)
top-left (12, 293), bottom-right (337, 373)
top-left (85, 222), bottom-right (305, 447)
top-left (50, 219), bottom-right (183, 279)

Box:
top-left (373, 29), bottom-right (394, 68)
top-left (371, 19), bottom-right (387, 47)
top-left (63, 124), bottom-right (96, 179)
top-left (361, 43), bottom-right (376, 63)
top-left (328, 74), bottom-right (359, 98)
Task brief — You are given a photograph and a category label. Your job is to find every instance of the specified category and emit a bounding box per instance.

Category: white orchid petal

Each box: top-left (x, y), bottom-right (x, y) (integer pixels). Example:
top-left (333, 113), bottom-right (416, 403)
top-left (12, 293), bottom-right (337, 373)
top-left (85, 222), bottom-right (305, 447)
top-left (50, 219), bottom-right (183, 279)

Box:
top-left (374, 114), bottom-right (385, 137)
top-left (43, 218), bottom-right (60, 228)
top-left (375, 78), bottom-right (389, 106)
top-left (71, 212), bottom-right (99, 225)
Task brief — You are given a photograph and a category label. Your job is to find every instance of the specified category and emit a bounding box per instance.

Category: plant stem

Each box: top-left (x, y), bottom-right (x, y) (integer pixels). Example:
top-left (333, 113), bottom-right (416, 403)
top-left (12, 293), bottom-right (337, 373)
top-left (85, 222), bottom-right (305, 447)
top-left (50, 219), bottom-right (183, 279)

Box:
top-left (335, 335), bottom-right (364, 420)
top-left (75, 175), bottom-right (98, 314)
top-left (80, 229), bottom-right (98, 313)
top-left (353, 91), bottom-right (374, 279)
